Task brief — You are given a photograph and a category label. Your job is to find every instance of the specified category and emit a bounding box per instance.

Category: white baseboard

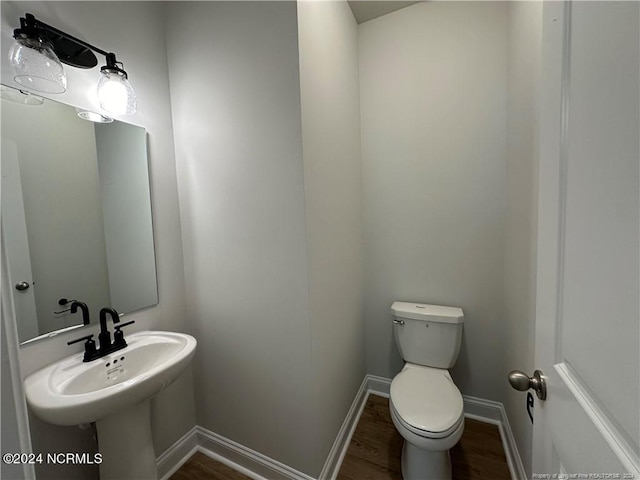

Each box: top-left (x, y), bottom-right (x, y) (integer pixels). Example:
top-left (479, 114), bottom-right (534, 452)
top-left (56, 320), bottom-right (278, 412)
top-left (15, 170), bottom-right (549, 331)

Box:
top-left (495, 402), bottom-right (527, 480)
top-left (156, 374), bottom-right (526, 480)
top-left (157, 426), bottom-right (198, 480)
top-left (155, 423), bottom-right (313, 480)
top-left (154, 378), bottom-right (372, 480)
top-left (462, 396), bottom-right (527, 480)
top-left (318, 376), bottom-right (369, 480)
top-left (197, 426), bottom-right (315, 480)
top-left (463, 395), bottom-right (503, 424)
top-left (366, 374), bottom-right (391, 397)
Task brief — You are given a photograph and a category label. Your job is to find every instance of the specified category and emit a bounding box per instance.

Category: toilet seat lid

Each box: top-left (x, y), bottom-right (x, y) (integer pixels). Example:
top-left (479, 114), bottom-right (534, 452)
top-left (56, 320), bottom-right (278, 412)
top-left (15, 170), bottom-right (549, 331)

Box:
top-left (390, 366), bottom-right (463, 435)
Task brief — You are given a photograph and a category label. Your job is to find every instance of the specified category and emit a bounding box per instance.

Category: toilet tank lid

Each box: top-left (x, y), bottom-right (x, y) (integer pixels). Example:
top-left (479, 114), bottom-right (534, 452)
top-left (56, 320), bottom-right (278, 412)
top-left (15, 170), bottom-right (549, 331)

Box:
top-left (391, 302), bottom-right (464, 324)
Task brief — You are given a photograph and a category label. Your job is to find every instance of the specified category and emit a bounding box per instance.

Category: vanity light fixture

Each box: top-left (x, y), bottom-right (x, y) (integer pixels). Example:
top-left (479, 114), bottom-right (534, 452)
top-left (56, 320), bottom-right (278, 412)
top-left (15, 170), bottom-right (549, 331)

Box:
top-left (75, 108), bottom-right (113, 124)
top-left (9, 13), bottom-right (137, 115)
top-left (9, 32), bottom-right (66, 93)
top-left (96, 53), bottom-right (137, 115)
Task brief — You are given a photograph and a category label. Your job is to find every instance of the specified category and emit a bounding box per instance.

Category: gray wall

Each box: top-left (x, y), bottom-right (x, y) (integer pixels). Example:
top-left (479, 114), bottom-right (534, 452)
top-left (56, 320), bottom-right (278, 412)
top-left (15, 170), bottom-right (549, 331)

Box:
top-left (1, 2), bottom-right (194, 478)
top-left (166, 2), bottom-right (365, 476)
top-left (502, 1), bottom-right (542, 476)
top-left (297, 1), bottom-right (365, 474)
top-left (359, 2), bottom-right (509, 400)
top-left (165, 1), bottom-right (316, 474)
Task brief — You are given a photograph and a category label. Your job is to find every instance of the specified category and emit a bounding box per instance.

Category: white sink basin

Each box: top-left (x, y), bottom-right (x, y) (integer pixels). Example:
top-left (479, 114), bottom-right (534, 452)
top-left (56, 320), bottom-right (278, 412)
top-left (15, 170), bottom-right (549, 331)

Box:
top-left (24, 330), bottom-right (196, 426)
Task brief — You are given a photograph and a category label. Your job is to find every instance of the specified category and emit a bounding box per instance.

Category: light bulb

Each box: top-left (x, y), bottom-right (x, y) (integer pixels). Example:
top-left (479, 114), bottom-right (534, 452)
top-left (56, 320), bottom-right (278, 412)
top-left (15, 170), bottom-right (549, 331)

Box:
top-left (97, 70), bottom-right (136, 115)
top-left (9, 36), bottom-right (66, 94)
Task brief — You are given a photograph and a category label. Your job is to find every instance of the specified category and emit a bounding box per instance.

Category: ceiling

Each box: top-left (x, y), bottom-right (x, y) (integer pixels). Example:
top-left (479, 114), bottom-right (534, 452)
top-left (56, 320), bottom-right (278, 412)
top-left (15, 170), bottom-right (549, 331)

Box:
top-left (348, 1), bottom-right (420, 24)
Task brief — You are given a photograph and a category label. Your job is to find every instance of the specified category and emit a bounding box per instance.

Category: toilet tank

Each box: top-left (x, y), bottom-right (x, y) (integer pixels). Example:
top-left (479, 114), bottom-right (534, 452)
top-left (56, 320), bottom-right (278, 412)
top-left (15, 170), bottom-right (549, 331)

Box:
top-left (391, 302), bottom-right (464, 369)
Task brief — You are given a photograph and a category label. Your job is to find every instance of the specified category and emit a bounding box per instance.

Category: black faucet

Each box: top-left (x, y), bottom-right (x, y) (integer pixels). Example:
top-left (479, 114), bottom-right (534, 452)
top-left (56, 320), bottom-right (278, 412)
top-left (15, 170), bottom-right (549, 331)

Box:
top-left (70, 301), bottom-right (91, 325)
top-left (68, 307), bottom-right (135, 362)
top-left (98, 307), bottom-right (135, 355)
top-left (98, 307), bottom-right (120, 351)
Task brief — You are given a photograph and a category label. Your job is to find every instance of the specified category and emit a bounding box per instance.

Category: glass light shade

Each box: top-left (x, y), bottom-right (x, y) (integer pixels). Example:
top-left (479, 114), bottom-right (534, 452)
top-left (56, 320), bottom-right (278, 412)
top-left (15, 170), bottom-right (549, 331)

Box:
top-left (9, 37), bottom-right (67, 94)
top-left (0, 85), bottom-right (44, 105)
top-left (75, 108), bottom-right (113, 123)
top-left (97, 70), bottom-right (137, 115)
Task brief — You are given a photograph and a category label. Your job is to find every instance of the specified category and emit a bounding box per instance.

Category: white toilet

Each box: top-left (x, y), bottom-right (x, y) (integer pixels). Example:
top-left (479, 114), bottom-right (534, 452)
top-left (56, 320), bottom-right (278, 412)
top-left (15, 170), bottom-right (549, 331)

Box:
top-left (389, 301), bottom-right (465, 480)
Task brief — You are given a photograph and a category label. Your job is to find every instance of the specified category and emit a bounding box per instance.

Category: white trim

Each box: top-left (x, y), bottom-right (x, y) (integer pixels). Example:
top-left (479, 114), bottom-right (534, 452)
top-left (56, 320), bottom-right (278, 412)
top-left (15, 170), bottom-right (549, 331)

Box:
top-left (1, 234), bottom-right (36, 480)
top-left (195, 444), bottom-right (270, 480)
top-left (196, 426), bottom-right (315, 480)
top-left (556, 364), bottom-right (640, 476)
top-left (157, 426), bottom-right (198, 480)
top-left (366, 374), bottom-right (391, 397)
top-left (155, 374), bottom-right (527, 480)
top-left (462, 395), bottom-right (503, 425)
top-left (318, 376), bottom-right (369, 480)
top-left (461, 396), bottom-right (527, 479)
top-left (497, 403), bottom-right (528, 480)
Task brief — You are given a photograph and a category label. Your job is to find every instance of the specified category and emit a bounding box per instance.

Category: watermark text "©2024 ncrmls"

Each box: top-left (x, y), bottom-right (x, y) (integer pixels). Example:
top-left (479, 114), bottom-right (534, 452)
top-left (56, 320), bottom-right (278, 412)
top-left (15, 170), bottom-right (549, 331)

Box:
top-left (2, 452), bottom-right (102, 465)
top-left (533, 474), bottom-right (635, 479)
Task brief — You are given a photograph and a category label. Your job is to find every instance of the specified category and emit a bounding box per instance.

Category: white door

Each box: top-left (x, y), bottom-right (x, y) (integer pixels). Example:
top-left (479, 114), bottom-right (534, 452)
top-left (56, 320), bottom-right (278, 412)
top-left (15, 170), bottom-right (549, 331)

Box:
top-left (532, 1), bottom-right (639, 477)
top-left (1, 139), bottom-right (39, 341)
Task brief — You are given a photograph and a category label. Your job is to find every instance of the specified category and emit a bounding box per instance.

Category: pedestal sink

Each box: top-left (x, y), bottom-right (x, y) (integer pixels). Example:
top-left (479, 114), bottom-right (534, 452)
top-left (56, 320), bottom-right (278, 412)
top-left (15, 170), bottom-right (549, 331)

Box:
top-left (24, 330), bottom-right (196, 480)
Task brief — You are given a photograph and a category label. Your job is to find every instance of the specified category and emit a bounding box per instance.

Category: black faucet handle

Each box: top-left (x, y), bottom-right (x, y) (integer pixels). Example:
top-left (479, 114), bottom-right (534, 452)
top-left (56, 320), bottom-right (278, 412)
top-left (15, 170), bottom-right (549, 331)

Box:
top-left (67, 334), bottom-right (98, 362)
top-left (113, 321), bottom-right (135, 348)
top-left (114, 320), bottom-right (135, 330)
top-left (67, 333), bottom-right (94, 345)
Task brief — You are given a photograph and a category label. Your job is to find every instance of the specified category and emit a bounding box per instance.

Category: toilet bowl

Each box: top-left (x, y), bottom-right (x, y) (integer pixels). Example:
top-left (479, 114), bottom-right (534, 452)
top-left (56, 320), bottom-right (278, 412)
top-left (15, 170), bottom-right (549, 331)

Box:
top-left (390, 363), bottom-right (464, 480)
top-left (390, 302), bottom-right (465, 480)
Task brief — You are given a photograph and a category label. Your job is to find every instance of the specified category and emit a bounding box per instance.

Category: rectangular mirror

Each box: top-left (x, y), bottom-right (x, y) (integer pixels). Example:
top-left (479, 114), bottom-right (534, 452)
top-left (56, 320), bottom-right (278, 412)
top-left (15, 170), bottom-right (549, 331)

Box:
top-left (1, 85), bottom-right (158, 344)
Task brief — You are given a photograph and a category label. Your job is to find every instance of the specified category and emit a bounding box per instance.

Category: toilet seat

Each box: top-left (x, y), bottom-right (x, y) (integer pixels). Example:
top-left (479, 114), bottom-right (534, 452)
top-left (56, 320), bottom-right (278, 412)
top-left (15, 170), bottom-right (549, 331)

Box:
top-left (390, 364), bottom-right (464, 439)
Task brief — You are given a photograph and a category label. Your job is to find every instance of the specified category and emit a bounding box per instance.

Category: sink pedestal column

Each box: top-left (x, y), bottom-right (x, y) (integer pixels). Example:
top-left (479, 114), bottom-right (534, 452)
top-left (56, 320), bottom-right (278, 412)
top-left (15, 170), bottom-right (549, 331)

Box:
top-left (96, 399), bottom-right (157, 480)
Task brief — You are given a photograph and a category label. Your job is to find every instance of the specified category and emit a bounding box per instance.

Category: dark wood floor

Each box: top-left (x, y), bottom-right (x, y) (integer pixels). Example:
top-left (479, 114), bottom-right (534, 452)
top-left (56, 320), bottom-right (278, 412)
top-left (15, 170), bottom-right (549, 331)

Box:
top-left (337, 395), bottom-right (511, 480)
top-left (171, 451), bottom-right (250, 480)
top-left (171, 394), bottom-right (511, 480)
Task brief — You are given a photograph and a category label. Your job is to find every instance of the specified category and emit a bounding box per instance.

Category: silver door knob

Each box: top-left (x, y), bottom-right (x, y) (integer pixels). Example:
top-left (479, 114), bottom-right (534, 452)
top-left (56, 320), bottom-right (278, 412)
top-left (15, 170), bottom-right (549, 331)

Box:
top-left (15, 281), bottom-right (30, 291)
top-left (508, 369), bottom-right (547, 401)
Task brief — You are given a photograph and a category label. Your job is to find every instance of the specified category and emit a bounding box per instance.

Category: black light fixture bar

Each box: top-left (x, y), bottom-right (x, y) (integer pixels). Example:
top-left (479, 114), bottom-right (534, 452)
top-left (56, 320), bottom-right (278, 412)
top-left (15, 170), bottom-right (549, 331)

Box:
top-left (12, 12), bottom-right (137, 114)
top-left (14, 13), bottom-right (115, 69)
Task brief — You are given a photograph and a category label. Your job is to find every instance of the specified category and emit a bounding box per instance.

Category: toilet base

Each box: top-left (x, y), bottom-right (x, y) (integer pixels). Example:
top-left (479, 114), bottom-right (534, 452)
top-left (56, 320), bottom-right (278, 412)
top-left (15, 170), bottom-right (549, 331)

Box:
top-left (401, 440), bottom-right (451, 480)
